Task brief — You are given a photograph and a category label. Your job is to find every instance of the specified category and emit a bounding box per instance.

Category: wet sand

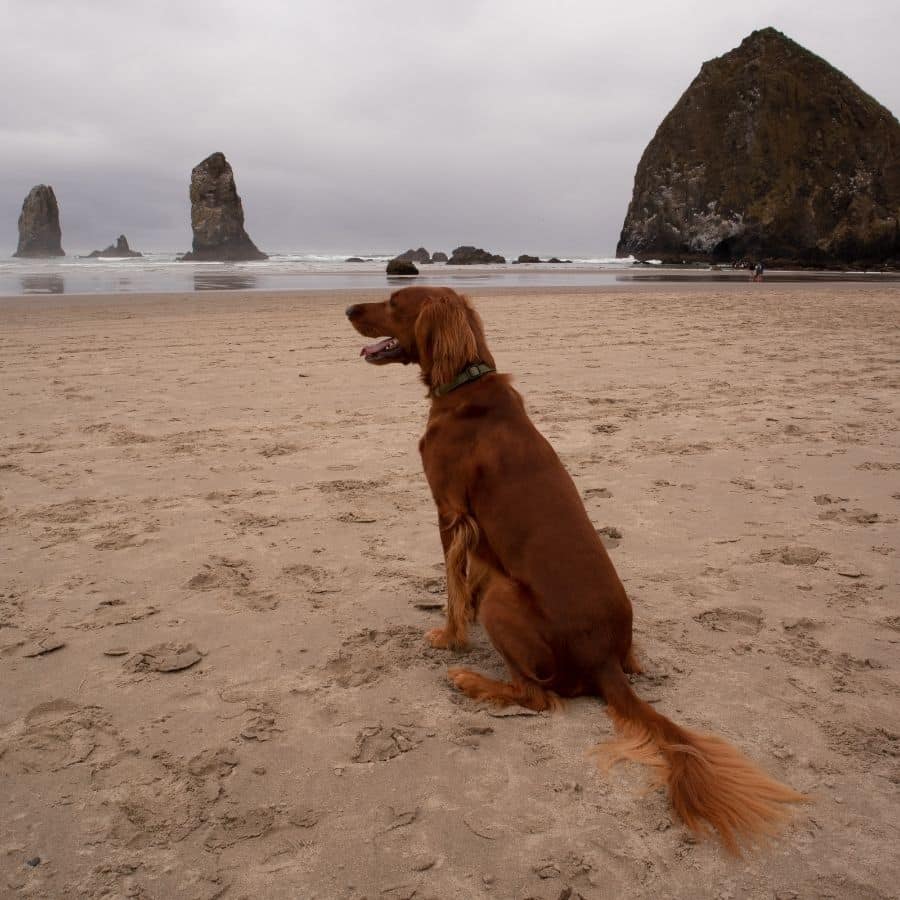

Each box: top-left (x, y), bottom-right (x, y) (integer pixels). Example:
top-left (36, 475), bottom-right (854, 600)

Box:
top-left (1, 284), bottom-right (898, 898)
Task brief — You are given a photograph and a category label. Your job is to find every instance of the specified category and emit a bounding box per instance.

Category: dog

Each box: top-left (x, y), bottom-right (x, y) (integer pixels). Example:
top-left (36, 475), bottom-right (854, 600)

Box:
top-left (346, 285), bottom-right (803, 853)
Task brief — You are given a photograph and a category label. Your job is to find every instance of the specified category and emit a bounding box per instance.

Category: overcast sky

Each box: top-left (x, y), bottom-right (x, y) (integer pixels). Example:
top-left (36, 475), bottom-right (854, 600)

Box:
top-left (3, 0), bottom-right (897, 257)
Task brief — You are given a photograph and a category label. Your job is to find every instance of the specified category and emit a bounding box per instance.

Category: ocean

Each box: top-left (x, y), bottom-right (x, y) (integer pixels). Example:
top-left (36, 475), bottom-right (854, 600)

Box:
top-left (1, 252), bottom-right (896, 297)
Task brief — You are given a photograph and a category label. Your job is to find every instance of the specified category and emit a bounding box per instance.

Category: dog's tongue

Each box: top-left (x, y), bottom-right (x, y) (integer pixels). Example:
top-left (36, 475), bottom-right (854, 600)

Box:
top-left (361, 337), bottom-right (393, 357)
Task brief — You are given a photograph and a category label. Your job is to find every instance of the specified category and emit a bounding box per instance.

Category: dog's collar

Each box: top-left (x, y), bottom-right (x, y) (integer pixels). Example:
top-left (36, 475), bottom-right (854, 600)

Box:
top-left (432, 362), bottom-right (495, 397)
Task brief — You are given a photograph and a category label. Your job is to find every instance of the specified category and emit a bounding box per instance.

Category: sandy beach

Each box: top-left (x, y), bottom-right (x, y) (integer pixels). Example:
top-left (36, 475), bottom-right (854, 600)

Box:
top-left (1, 283), bottom-right (898, 899)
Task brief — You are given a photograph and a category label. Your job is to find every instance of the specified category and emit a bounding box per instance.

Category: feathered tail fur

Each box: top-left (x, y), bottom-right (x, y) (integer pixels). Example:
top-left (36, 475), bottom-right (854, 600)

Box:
top-left (594, 660), bottom-right (805, 854)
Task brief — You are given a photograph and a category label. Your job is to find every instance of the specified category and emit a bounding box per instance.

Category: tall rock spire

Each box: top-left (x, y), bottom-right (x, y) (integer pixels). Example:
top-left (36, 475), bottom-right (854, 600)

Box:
top-left (14, 185), bottom-right (65, 258)
top-left (181, 152), bottom-right (268, 261)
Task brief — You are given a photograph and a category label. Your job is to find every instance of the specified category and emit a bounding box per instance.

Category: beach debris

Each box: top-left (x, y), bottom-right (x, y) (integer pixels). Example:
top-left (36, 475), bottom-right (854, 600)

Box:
top-left (779, 546), bottom-right (822, 566)
top-left (126, 642), bottom-right (203, 673)
top-left (22, 636), bottom-right (66, 657)
top-left (25, 857), bottom-right (41, 868)
top-left (338, 511), bottom-right (377, 523)
top-left (102, 647), bottom-right (129, 657)
top-left (598, 525), bottom-right (623, 548)
top-left (487, 705), bottom-right (539, 718)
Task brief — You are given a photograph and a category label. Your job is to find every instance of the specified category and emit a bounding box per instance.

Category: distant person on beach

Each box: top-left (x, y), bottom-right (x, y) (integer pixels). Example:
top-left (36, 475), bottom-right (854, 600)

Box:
top-left (752, 261), bottom-right (765, 282)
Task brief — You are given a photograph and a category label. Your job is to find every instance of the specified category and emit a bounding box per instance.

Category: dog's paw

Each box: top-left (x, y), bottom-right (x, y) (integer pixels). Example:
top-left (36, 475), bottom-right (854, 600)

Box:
top-left (426, 627), bottom-right (465, 650)
top-left (448, 667), bottom-right (486, 697)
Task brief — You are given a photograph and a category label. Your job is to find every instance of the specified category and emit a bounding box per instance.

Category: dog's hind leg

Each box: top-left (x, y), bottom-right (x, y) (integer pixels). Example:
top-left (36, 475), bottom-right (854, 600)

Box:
top-left (448, 572), bottom-right (559, 711)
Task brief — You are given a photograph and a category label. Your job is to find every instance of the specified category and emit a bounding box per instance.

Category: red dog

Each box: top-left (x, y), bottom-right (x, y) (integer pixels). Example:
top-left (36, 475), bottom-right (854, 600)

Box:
top-left (346, 286), bottom-right (803, 852)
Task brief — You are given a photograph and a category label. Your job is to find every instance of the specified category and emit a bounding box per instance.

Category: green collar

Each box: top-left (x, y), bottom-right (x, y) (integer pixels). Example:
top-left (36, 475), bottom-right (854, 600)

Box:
top-left (433, 362), bottom-right (496, 397)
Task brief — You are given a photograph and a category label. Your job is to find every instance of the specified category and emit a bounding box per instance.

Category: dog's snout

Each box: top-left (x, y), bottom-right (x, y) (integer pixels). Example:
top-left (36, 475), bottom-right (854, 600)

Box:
top-left (345, 304), bottom-right (360, 319)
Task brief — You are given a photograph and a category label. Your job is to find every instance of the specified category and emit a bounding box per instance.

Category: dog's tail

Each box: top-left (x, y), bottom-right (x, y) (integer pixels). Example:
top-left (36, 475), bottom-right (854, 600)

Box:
top-left (593, 659), bottom-right (805, 854)
top-left (442, 513), bottom-right (482, 644)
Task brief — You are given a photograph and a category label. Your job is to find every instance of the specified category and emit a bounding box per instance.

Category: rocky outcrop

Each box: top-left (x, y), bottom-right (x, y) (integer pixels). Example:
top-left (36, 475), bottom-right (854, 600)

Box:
top-left (617, 28), bottom-right (900, 267)
top-left (14, 185), bottom-right (64, 257)
top-left (386, 258), bottom-right (418, 275)
top-left (514, 254), bottom-right (540, 264)
top-left (181, 152), bottom-right (267, 261)
top-left (86, 235), bottom-right (142, 258)
top-left (431, 251), bottom-right (448, 263)
top-left (446, 245), bottom-right (506, 265)
top-left (396, 247), bottom-right (431, 264)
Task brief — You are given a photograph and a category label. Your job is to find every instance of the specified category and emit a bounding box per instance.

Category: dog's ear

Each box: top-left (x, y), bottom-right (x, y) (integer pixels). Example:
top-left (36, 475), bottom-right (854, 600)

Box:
top-left (414, 294), bottom-right (479, 391)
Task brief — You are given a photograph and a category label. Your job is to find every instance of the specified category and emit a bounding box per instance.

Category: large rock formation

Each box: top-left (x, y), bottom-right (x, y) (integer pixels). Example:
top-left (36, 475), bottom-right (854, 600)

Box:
top-left (396, 247), bottom-right (431, 264)
top-left (181, 152), bottom-right (267, 261)
top-left (617, 28), bottom-right (900, 267)
top-left (14, 185), bottom-right (64, 257)
top-left (86, 235), bottom-right (142, 258)
top-left (386, 258), bottom-right (418, 275)
top-left (446, 245), bottom-right (506, 264)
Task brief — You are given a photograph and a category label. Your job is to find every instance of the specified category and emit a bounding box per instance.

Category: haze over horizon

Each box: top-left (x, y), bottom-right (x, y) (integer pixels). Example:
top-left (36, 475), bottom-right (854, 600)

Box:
top-left (3, 0), bottom-right (898, 257)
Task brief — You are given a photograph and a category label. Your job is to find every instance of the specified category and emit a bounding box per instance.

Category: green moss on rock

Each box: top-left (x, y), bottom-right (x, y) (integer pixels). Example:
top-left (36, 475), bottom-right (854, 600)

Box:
top-left (617, 28), bottom-right (900, 267)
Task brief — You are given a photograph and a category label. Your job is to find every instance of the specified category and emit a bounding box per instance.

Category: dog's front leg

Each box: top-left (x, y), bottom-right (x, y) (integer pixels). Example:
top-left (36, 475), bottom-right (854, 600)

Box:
top-left (426, 511), bottom-right (478, 651)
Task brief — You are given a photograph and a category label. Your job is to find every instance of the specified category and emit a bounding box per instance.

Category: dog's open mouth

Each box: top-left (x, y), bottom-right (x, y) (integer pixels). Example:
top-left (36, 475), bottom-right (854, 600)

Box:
top-left (360, 337), bottom-right (404, 364)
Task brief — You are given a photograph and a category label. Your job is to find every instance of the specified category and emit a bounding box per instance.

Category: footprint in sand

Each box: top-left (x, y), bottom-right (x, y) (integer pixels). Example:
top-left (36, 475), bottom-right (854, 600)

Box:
top-left (0, 699), bottom-right (122, 774)
top-left (324, 625), bottom-right (444, 689)
top-left (205, 807), bottom-right (276, 850)
top-left (188, 557), bottom-right (279, 610)
top-left (694, 606), bottom-right (764, 636)
top-left (765, 545), bottom-right (825, 566)
top-left (352, 724), bottom-right (427, 762)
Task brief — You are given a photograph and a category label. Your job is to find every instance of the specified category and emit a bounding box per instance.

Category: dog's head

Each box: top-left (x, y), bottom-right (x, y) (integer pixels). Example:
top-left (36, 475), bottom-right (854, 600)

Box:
top-left (346, 287), bottom-right (494, 394)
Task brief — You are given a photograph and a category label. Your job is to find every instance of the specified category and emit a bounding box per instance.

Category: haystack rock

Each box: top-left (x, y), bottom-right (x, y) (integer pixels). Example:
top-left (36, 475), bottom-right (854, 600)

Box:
top-left (14, 185), bottom-right (64, 257)
top-left (617, 28), bottom-right (900, 267)
top-left (181, 152), bottom-right (267, 261)
top-left (86, 235), bottom-right (142, 258)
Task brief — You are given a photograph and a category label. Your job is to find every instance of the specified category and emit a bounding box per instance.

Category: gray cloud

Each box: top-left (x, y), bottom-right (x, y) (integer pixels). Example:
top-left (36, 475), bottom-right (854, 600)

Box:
top-left (3, 0), bottom-right (897, 256)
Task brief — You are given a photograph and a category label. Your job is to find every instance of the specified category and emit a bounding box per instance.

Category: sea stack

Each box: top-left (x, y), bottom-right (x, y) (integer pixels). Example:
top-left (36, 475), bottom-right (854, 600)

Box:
top-left (14, 185), bottom-right (64, 258)
top-left (86, 235), bottom-right (142, 258)
top-left (181, 152), bottom-right (267, 261)
top-left (617, 28), bottom-right (900, 267)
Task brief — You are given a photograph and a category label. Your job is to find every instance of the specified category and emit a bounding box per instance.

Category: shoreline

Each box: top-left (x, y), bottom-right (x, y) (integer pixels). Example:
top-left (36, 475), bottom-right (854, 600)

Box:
top-left (2, 261), bottom-right (899, 300)
top-left (2, 275), bottom-right (900, 309)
